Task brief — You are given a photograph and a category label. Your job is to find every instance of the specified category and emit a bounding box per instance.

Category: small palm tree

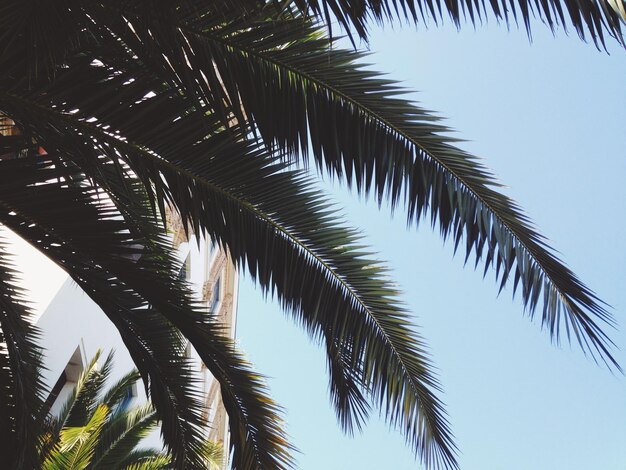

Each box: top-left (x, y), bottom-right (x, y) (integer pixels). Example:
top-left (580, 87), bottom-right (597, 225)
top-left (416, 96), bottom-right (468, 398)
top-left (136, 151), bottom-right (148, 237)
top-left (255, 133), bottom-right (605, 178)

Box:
top-left (38, 350), bottom-right (223, 470)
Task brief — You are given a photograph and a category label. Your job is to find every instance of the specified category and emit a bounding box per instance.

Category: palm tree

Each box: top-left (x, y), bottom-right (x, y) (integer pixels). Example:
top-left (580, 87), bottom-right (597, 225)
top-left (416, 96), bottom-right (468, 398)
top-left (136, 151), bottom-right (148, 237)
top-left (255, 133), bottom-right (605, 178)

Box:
top-left (0, 1), bottom-right (622, 469)
top-left (38, 350), bottom-right (223, 470)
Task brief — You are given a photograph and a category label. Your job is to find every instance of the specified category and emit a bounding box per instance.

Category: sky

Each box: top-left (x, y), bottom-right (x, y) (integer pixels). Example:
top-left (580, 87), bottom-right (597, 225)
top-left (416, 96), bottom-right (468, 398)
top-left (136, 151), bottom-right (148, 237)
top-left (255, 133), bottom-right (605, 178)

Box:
top-left (6, 15), bottom-right (626, 470)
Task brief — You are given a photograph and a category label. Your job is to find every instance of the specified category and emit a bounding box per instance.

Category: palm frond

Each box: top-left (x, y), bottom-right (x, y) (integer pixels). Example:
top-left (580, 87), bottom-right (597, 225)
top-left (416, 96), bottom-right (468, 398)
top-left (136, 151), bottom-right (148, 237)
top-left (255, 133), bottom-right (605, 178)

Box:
top-left (9, 9), bottom-right (616, 463)
top-left (43, 404), bottom-right (109, 470)
top-left (100, 370), bottom-right (142, 410)
top-left (0, 3), bottom-right (619, 469)
top-left (122, 455), bottom-right (172, 470)
top-left (44, 349), bottom-right (115, 450)
top-left (203, 440), bottom-right (224, 469)
top-left (1, 77), bottom-right (458, 466)
top-left (191, 0), bottom-right (626, 47)
top-left (0, 155), bottom-right (208, 469)
top-left (324, 336), bottom-right (371, 435)
top-left (91, 403), bottom-right (159, 470)
top-left (0, 153), bottom-right (296, 469)
top-left (307, 0), bottom-right (624, 46)
top-left (4, 2), bottom-right (617, 376)
top-left (118, 449), bottom-right (169, 469)
top-left (0, 0), bottom-right (85, 84)
top-left (158, 12), bottom-right (618, 369)
top-left (66, 351), bottom-right (115, 429)
top-left (0, 238), bottom-right (45, 469)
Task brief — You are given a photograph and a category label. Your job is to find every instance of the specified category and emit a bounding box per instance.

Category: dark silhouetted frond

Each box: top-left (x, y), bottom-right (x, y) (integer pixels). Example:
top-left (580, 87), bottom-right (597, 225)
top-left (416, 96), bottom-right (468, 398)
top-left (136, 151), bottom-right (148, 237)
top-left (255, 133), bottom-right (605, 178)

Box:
top-left (0, 239), bottom-right (44, 470)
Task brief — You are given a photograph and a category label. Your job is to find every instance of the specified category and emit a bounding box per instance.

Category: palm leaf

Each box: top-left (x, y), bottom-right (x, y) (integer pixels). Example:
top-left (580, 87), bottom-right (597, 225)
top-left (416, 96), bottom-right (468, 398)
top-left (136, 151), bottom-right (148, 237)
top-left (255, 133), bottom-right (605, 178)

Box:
top-left (193, 0), bottom-right (626, 46)
top-left (0, 153), bottom-right (296, 469)
top-left (118, 449), bottom-right (169, 469)
top-left (65, 351), bottom-right (114, 429)
top-left (309, 0), bottom-right (624, 46)
top-left (43, 404), bottom-right (109, 470)
top-left (0, 238), bottom-right (44, 469)
top-left (2, 76), bottom-right (457, 466)
top-left (203, 440), bottom-right (224, 469)
top-left (91, 404), bottom-right (159, 470)
top-left (3, 3), bottom-right (617, 375)
top-left (7, 9), bottom-right (616, 465)
top-left (42, 350), bottom-right (110, 454)
top-left (157, 11), bottom-right (618, 368)
top-left (0, 155), bottom-right (208, 469)
top-left (100, 370), bottom-right (142, 410)
top-left (122, 455), bottom-right (172, 470)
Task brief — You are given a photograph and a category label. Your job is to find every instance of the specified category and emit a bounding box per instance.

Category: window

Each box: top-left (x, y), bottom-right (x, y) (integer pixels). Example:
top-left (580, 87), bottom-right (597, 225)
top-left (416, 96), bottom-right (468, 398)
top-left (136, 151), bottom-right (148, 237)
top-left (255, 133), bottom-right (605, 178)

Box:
top-left (118, 382), bottom-right (137, 409)
top-left (0, 114), bottom-right (20, 160)
top-left (178, 254), bottom-right (191, 281)
top-left (205, 237), bottom-right (218, 277)
top-left (211, 277), bottom-right (221, 312)
top-left (0, 113), bottom-right (40, 160)
top-left (0, 114), bottom-right (17, 136)
top-left (207, 237), bottom-right (216, 259)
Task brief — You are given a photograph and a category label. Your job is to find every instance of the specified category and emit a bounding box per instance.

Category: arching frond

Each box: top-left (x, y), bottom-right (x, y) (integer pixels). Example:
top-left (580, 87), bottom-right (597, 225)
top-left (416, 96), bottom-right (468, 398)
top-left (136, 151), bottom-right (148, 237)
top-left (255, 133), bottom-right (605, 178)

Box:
top-left (100, 370), bottom-right (142, 410)
top-left (146, 12), bottom-right (617, 368)
top-left (122, 455), bottom-right (171, 470)
top-left (43, 404), bottom-right (109, 470)
top-left (63, 351), bottom-right (114, 430)
top-left (91, 404), bottom-right (159, 470)
top-left (0, 239), bottom-right (44, 470)
top-left (0, 154), bottom-right (296, 469)
top-left (1, 83), bottom-right (457, 466)
top-left (118, 450), bottom-right (170, 470)
top-left (0, 156), bottom-right (207, 469)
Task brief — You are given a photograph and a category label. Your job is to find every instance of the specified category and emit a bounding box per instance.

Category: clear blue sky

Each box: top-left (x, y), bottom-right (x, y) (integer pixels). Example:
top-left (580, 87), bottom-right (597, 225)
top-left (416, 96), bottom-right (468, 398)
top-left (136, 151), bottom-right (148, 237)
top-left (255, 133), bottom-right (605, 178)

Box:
top-left (235, 21), bottom-right (626, 470)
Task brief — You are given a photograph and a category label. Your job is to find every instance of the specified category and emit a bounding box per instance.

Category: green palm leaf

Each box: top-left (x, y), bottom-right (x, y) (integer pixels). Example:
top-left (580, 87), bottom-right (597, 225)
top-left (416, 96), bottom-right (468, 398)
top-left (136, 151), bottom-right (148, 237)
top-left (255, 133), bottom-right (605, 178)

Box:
top-left (91, 404), bottom-right (159, 470)
top-left (63, 351), bottom-right (114, 430)
top-left (118, 450), bottom-right (170, 469)
top-left (123, 455), bottom-right (172, 470)
top-left (100, 370), bottom-right (142, 410)
top-left (43, 404), bottom-right (110, 470)
top-left (38, 349), bottom-right (216, 470)
top-left (203, 440), bottom-right (225, 469)
top-left (39, 350), bottom-right (114, 461)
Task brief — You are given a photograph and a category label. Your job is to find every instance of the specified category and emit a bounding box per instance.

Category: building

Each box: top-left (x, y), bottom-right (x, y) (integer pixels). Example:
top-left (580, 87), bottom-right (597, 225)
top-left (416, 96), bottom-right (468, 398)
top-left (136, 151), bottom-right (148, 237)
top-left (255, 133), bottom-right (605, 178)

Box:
top-left (36, 207), bottom-right (238, 463)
